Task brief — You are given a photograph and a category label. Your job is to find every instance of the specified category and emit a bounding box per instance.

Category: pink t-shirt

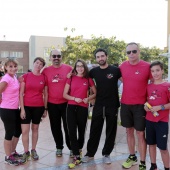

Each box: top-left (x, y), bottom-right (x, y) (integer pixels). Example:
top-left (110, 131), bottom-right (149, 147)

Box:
top-left (66, 76), bottom-right (95, 108)
top-left (23, 72), bottom-right (46, 106)
top-left (0, 74), bottom-right (19, 109)
top-left (146, 82), bottom-right (170, 122)
top-left (43, 64), bottom-right (72, 104)
top-left (120, 60), bottom-right (150, 104)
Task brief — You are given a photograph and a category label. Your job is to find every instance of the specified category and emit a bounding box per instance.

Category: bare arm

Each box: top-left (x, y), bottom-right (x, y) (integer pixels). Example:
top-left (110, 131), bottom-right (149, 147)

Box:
top-left (0, 81), bottom-right (7, 93)
top-left (83, 85), bottom-right (97, 104)
top-left (19, 82), bottom-right (26, 119)
top-left (42, 86), bottom-right (48, 118)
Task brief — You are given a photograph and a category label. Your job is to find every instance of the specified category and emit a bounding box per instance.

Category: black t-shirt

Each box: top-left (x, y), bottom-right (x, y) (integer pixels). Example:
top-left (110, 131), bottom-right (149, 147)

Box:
top-left (89, 65), bottom-right (121, 107)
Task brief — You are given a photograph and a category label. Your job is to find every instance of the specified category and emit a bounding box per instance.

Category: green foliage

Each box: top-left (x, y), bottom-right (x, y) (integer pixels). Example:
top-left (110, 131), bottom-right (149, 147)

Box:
top-left (61, 29), bottom-right (167, 75)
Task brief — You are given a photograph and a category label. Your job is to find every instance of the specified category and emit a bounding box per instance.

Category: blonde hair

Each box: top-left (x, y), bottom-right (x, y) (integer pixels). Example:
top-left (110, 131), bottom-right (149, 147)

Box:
top-left (4, 58), bottom-right (18, 73)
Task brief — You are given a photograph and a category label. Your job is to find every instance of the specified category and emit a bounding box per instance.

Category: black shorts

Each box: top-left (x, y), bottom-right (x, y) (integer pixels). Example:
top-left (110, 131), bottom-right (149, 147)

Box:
top-left (21, 106), bottom-right (44, 124)
top-left (0, 108), bottom-right (21, 140)
top-left (120, 104), bottom-right (146, 131)
top-left (146, 120), bottom-right (169, 150)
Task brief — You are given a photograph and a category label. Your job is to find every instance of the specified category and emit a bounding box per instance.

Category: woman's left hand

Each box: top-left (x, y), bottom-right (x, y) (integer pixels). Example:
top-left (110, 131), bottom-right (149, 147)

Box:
top-left (83, 98), bottom-right (89, 104)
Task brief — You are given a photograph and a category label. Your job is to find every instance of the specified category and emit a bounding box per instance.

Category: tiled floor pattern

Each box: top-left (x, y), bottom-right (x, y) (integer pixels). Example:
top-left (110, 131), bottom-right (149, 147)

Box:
top-left (0, 116), bottom-right (169, 170)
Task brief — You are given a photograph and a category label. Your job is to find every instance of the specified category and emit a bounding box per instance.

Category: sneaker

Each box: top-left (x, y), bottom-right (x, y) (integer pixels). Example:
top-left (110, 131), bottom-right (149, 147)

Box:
top-left (103, 155), bottom-right (111, 164)
top-left (79, 149), bottom-right (82, 158)
top-left (5, 155), bottom-right (19, 166)
top-left (70, 150), bottom-right (74, 158)
top-left (122, 155), bottom-right (138, 168)
top-left (20, 151), bottom-right (31, 164)
top-left (12, 151), bottom-right (23, 159)
top-left (139, 163), bottom-right (146, 170)
top-left (82, 155), bottom-right (93, 163)
top-left (150, 164), bottom-right (157, 170)
top-left (68, 156), bottom-right (82, 169)
top-left (56, 149), bottom-right (62, 157)
top-left (31, 149), bottom-right (39, 161)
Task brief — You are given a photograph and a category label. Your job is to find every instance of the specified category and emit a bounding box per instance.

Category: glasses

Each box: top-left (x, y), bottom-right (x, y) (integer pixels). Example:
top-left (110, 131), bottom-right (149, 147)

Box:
top-left (126, 50), bottom-right (137, 55)
top-left (52, 55), bottom-right (61, 58)
top-left (76, 65), bottom-right (84, 68)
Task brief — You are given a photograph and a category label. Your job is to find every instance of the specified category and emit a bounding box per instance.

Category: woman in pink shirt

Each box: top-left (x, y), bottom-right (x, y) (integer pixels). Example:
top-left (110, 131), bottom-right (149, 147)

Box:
top-left (0, 58), bottom-right (21, 166)
top-left (19, 57), bottom-right (48, 164)
top-left (63, 59), bottom-right (96, 169)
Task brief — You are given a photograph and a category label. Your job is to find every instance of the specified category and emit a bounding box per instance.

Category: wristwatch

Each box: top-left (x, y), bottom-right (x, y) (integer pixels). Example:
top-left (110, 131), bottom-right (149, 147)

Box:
top-left (161, 105), bottom-right (165, 110)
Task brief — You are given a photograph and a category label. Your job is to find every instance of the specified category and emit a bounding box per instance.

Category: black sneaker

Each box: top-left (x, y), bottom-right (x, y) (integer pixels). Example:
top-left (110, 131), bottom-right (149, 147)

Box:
top-left (31, 149), bottom-right (39, 161)
top-left (12, 151), bottom-right (23, 160)
top-left (5, 155), bottom-right (19, 166)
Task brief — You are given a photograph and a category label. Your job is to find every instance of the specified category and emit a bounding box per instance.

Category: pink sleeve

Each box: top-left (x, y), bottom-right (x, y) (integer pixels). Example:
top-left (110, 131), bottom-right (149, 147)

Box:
top-left (0, 74), bottom-right (10, 84)
top-left (89, 78), bottom-right (95, 87)
top-left (66, 78), bottom-right (71, 85)
top-left (22, 74), bottom-right (28, 83)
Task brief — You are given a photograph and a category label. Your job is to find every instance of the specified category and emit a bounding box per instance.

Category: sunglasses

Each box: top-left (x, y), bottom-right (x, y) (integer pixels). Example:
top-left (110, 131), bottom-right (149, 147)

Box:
top-left (126, 50), bottom-right (137, 55)
top-left (52, 55), bottom-right (61, 58)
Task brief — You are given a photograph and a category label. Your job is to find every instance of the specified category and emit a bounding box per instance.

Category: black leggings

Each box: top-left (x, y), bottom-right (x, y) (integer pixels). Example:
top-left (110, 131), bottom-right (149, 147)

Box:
top-left (0, 108), bottom-right (21, 140)
top-left (66, 104), bottom-right (88, 155)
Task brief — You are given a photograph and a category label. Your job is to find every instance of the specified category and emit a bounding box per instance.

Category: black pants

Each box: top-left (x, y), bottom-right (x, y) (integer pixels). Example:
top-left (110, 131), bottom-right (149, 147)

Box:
top-left (86, 105), bottom-right (118, 157)
top-left (0, 108), bottom-right (21, 140)
top-left (66, 104), bottom-right (88, 155)
top-left (48, 102), bottom-right (71, 150)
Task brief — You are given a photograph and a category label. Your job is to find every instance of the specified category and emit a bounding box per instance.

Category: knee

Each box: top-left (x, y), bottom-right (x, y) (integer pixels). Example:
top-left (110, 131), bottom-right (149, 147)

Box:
top-left (31, 125), bottom-right (39, 133)
top-left (126, 128), bottom-right (134, 136)
top-left (160, 149), bottom-right (168, 155)
top-left (136, 131), bottom-right (145, 140)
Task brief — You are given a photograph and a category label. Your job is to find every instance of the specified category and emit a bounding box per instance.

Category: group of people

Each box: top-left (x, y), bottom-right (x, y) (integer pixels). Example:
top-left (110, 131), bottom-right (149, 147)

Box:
top-left (0, 42), bottom-right (169, 170)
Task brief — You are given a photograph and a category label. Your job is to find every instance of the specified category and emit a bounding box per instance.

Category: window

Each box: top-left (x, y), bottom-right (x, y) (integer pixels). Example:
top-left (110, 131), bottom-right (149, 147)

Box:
top-left (10, 51), bottom-right (23, 58)
top-left (1, 51), bottom-right (9, 58)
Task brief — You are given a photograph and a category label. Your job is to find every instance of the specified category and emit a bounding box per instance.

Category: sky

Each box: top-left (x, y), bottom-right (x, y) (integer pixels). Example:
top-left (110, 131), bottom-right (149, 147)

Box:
top-left (0, 0), bottom-right (168, 49)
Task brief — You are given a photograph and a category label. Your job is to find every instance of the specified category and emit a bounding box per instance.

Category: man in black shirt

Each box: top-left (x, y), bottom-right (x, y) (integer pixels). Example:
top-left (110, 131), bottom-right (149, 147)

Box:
top-left (82, 48), bottom-right (121, 164)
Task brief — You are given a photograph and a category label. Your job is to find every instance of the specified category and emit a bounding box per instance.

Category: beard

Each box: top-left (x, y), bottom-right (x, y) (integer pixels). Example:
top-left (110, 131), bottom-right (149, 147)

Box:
top-left (53, 59), bottom-right (60, 65)
top-left (98, 60), bottom-right (106, 66)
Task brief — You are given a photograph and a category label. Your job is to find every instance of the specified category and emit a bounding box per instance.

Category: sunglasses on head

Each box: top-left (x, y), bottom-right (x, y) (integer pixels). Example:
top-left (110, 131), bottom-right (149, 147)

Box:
top-left (52, 55), bottom-right (61, 58)
top-left (126, 50), bottom-right (137, 55)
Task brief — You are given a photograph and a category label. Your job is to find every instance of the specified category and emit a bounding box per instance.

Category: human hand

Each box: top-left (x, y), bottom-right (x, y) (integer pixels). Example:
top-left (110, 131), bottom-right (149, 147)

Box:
top-left (20, 110), bottom-right (26, 119)
top-left (74, 98), bottom-right (82, 103)
top-left (83, 98), bottom-right (89, 104)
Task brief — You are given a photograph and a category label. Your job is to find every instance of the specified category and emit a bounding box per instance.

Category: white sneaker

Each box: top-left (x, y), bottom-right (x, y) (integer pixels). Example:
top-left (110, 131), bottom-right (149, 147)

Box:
top-left (103, 155), bottom-right (111, 164)
top-left (82, 156), bottom-right (93, 163)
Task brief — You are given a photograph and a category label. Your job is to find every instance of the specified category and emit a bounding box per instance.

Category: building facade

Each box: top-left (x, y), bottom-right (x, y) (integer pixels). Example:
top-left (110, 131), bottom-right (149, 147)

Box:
top-left (0, 41), bottom-right (29, 73)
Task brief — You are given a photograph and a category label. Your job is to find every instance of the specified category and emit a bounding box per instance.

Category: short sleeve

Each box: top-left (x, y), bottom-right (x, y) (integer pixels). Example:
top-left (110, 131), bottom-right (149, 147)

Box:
top-left (66, 78), bottom-right (72, 85)
top-left (89, 78), bottom-right (95, 87)
top-left (0, 74), bottom-right (10, 84)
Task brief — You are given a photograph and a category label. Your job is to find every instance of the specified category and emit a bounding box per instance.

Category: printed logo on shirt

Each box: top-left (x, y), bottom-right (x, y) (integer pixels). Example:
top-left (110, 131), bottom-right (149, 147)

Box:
top-left (83, 82), bottom-right (88, 86)
top-left (106, 74), bottom-right (113, 79)
top-left (149, 89), bottom-right (161, 100)
top-left (135, 70), bottom-right (140, 74)
top-left (52, 74), bottom-right (62, 83)
top-left (40, 81), bottom-right (44, 85)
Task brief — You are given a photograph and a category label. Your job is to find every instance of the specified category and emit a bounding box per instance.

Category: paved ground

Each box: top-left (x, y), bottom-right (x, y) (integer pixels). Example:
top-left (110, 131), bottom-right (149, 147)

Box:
top-left (0, 115), bottom-right (169, 170)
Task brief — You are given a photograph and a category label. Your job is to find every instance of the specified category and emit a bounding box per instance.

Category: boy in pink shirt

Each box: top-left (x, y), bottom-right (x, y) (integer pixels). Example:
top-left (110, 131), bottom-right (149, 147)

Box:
top-left (145, 61), bottom-right (170, 170)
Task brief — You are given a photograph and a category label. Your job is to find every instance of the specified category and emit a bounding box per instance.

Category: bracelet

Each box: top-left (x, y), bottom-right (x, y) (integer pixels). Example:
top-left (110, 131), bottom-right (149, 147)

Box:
top-left (44, 108), bottom-right (48, 110)
top-left (161, 105), bottom-right (165, 110)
